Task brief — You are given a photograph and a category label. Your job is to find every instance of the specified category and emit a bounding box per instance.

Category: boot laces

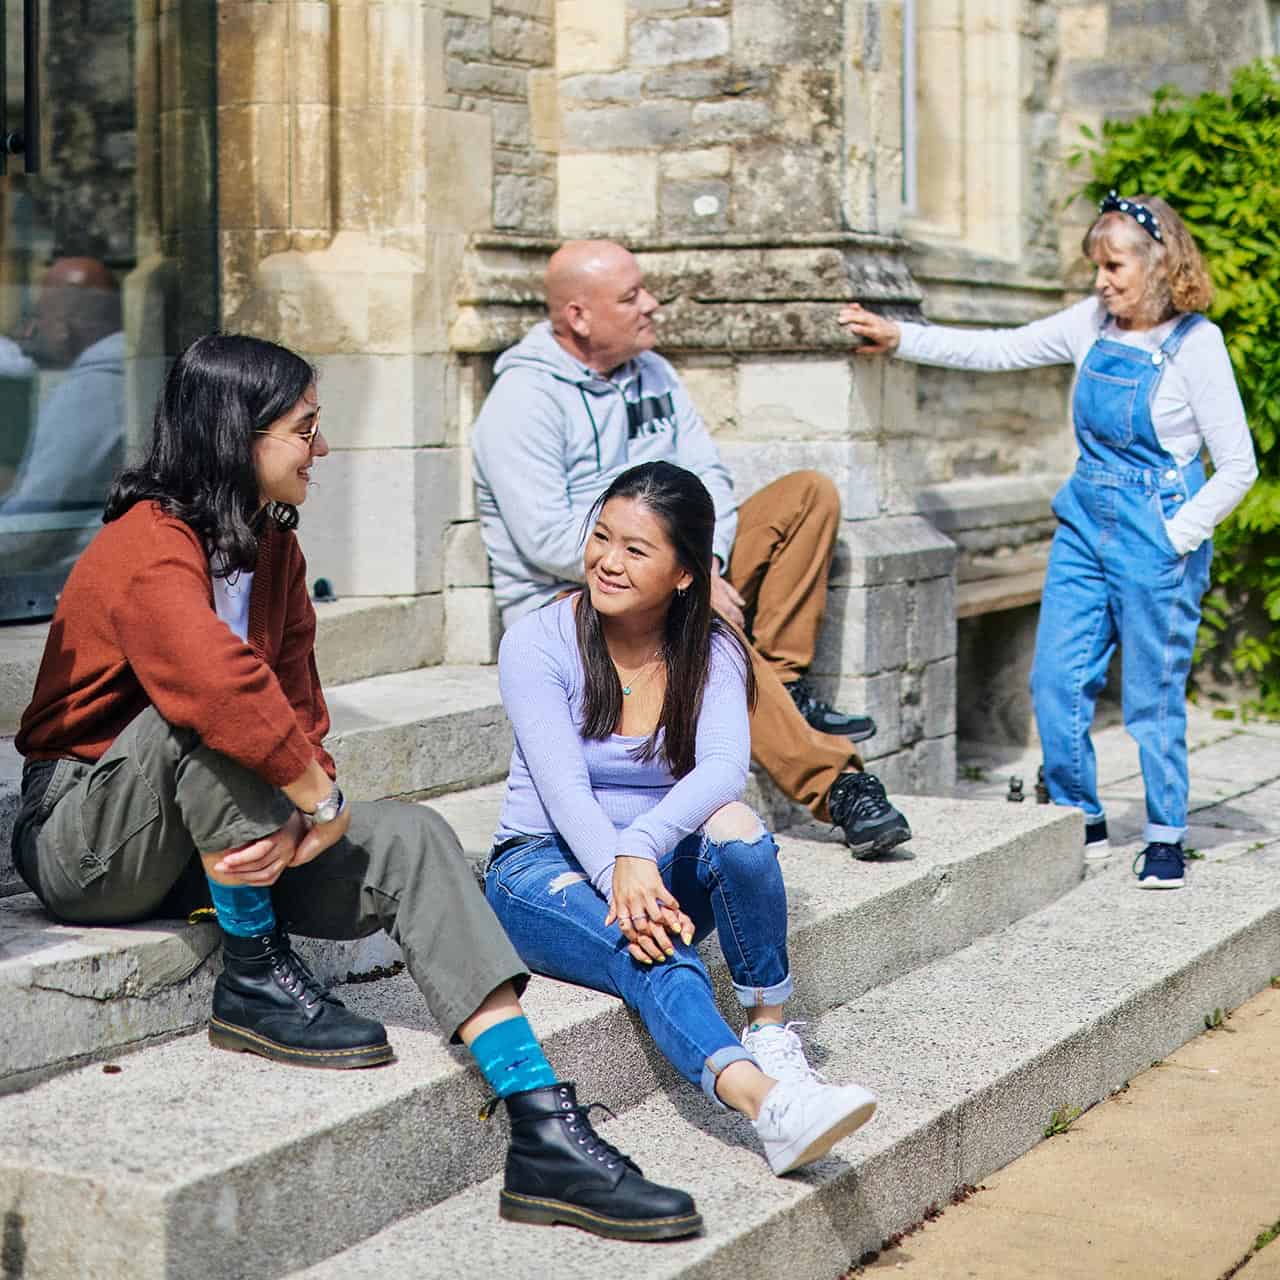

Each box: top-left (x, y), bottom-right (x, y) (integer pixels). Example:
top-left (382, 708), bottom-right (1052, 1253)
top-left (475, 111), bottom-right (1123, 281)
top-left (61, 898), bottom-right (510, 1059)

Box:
top-left (829, 772), bottom-right (892, 825)
top-left (563, 1102), bottom-right (632, 1171)
top-left (265, 936), bottom-right (329, 1011)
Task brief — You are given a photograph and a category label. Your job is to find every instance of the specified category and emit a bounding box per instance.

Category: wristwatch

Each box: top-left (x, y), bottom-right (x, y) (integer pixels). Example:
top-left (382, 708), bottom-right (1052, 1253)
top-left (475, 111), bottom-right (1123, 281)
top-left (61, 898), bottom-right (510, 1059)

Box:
top-left (304, 782), bottom-right (346, 825)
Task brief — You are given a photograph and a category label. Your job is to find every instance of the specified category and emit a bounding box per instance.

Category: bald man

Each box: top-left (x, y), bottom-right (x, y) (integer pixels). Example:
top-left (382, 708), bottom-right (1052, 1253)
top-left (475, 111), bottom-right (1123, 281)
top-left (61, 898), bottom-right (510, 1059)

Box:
top-left (471, 240), bottom-right (911, 857)
top-left (3, 256), bottom-right (124, 514)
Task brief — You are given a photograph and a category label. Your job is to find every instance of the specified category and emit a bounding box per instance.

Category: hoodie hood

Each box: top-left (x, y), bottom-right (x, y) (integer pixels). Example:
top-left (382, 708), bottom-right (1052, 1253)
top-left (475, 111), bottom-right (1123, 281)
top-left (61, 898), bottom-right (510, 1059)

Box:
top-left (493, 320), bottom-right (630, 393)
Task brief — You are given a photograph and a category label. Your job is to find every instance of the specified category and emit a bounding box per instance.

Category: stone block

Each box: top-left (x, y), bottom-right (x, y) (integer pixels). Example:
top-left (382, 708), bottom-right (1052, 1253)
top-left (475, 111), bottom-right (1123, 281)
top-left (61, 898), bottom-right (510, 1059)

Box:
top-left (559, 71), bottom-right (645, 101)
top-left (444, 521), bottom-right (493, 588)
top-left (829, 517), bottom-right (956, 588)
top-left (878, 436), bottom-right (934, 518)
top-left (715, 439), bottom-right (877, 520)
top-left (446, 59), bottom-right (527, 97)
top-left (527, 69), bottom-right (560, 149)
top-left (557, 0), bottom-right (627, 74)
top-left (913, 733), bottom-right (957, 792)
top-left (424, 107), bottom-right (492, 232)
top-left (923, 657), bottom-right (958, 739)
top-left (689, 98), bottom-right (774, 143)
top-left (1059, 3), bottom-right (1108, 61)
top-left (492, 101), bottom-right (531, 147)
top-left (730, 143), bottom-right (840, 234)
top-left (660, 178), bottom-right (730, 234)
top-left (444, 588), bottom-right (502, 665)
top-left (494, 175), bottom-right (556, 231)
top-left (216, 104), bottom-right (288, 230)
top-left (732, 0), bottom-right (841, 65)
top-left (671, 358), bottom-right (736, 435)
top-left (822, 670), bottom-right (905, 754)
top-left (559, 153), bottom-right (658, 237)
top-left (444, 14), bottom-right (491, 59)
top-left (492, 13), bottom-right (554, 64)
top-left (660, 145), bottom-right (732, 180)
top-left (310, 353), bottom-right (453, 449)
top-left (737, 358), bottom-right (853, 438)
top-left (630, 17), bottom-right (730, 65)
top-left (296, 448), bottom-right (465, 596)
top-left (313, 595), bottom-right (446, 686)
top-left (217, 2), bottom-right (288, 105)
top-left (813, 583), bottom-right (907, 679)
top-left (907, 575), bottom-right (957, 669)
top-left (561, 101), bottom-right (692, 151)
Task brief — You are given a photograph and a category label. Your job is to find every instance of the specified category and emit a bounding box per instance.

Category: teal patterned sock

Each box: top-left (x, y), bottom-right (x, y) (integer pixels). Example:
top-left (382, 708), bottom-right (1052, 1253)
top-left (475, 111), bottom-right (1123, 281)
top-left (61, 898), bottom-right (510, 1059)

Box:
top-left (469, 1015), bottom-right (558, 1098)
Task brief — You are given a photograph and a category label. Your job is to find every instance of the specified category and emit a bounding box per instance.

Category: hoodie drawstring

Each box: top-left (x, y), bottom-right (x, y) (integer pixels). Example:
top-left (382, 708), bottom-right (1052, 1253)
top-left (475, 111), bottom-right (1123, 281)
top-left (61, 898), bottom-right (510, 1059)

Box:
top-left (578, 386), bottom-right (602, 471)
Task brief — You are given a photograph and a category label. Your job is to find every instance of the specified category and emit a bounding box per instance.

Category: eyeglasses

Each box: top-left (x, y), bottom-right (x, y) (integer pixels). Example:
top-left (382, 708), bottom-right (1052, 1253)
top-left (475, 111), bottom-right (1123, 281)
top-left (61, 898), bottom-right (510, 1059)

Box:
top-left (255, 405), bottom-right (322, 449)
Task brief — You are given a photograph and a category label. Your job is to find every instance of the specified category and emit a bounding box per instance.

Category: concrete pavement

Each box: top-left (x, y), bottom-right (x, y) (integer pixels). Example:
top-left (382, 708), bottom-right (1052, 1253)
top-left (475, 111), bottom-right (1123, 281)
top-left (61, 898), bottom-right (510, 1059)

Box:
top-left (846, 704), bottom-right (1280, 1280)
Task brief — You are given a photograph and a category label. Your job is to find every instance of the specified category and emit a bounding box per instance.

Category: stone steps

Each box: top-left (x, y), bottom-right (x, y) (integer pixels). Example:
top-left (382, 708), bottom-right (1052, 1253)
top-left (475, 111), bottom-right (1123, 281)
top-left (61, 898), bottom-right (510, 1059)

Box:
top-left (0, 796), bottom-right (1081, 1278)
top-left (297, 841), bottom-right (1280, 1279)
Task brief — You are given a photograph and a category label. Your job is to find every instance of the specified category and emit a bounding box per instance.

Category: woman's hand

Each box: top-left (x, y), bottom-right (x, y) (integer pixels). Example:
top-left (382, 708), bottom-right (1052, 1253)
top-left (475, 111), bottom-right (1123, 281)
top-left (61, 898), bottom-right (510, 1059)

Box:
top-left (211, 810), bottom-right (308, 886)
top-left (289, 804), bottom-right (353, 868)
top-left (837, 302), bottom-right (902, 355)
top-left (606, 856), bottom-right (695, 965)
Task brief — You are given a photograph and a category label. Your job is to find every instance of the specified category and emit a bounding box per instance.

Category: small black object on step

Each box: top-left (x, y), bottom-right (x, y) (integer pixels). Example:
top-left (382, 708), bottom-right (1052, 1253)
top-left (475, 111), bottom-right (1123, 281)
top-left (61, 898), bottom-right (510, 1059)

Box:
top-left (312, 577), bottom-right (337, 603)
top-left (1006, 776), bottom-right (1025, 803)
top-left (1035, 765), bottom-right (1050, 804)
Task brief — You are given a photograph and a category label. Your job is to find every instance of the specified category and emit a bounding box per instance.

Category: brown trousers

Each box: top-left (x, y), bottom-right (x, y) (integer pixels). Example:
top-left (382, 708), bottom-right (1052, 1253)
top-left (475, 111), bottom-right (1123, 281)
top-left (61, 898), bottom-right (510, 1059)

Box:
top-left (727, 471), bottom-right (861, 821)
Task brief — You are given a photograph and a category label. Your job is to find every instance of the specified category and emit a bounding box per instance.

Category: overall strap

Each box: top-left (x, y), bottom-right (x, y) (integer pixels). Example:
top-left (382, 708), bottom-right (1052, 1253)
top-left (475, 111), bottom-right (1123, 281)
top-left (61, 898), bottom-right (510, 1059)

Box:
top-left (1159, 312), bottom-right (1205, 360)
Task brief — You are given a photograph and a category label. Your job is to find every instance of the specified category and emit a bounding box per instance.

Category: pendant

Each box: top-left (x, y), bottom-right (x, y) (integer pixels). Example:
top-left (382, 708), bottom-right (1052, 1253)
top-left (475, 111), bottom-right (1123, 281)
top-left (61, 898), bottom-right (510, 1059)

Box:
top-left (622, 685), bottom-right (632, 696)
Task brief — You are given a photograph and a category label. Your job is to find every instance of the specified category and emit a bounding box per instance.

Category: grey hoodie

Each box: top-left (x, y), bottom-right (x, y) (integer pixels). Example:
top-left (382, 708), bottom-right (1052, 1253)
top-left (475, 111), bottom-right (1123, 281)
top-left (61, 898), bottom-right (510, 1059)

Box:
top-left (471, 321), bottom-right (738, 625)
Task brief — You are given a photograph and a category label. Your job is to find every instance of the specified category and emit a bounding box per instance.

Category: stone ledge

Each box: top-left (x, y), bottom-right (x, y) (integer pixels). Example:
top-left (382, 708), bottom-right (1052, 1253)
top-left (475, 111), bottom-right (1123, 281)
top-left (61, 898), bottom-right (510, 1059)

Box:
top-left (451, 236), bottom-right (924, 354)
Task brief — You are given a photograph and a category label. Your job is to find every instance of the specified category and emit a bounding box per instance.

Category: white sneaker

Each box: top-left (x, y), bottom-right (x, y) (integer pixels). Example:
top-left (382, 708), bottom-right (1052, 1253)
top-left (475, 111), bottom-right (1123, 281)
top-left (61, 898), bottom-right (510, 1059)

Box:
top-left (752, 1076), bottom-right (878, 1175)
top-left (741, 1021), bottom-right (817, 1084)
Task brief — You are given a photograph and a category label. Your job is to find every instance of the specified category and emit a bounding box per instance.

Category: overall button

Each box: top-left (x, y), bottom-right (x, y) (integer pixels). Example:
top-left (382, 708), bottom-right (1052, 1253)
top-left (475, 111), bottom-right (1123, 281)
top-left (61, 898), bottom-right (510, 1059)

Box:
top-left (1164, 469), bottom-right (1177, 481)
top-left (1152, 351), bottom-right (1165, 366)
top-left (1172, 493), bottom-right (1183, 502)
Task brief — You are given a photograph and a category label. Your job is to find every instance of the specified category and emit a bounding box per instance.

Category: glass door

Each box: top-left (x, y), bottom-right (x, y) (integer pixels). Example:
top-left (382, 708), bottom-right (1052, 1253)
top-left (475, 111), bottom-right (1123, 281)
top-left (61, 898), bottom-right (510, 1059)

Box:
top-left (0, 0), bottom-right (218, 621)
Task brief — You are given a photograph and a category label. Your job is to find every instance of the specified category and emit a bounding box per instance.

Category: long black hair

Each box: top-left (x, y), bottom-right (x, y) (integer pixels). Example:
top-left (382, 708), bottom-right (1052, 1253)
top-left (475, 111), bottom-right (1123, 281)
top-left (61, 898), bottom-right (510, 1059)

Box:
top-left (104, 333), bottom-right (315, 576)
top-left (575, 461), bottom-right (757, 778)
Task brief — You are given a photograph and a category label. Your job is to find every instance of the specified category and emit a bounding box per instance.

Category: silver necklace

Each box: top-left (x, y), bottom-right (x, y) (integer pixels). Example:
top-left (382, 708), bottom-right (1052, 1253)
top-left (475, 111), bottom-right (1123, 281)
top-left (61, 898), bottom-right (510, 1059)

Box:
top-left (614, 649), bottom-right (662, 696)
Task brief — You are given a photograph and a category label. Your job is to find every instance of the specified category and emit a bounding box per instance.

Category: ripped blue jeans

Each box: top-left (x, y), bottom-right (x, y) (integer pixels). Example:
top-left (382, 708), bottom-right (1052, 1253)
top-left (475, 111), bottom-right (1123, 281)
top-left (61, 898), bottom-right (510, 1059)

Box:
top-left (484, 826), bottom-right (791, 1104)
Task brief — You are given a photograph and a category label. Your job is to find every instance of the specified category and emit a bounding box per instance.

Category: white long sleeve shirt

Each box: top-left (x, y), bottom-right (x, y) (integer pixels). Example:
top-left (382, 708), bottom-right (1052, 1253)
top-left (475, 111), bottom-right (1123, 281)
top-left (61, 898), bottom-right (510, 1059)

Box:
top-left (896, 297), bottom-right (1258, 556)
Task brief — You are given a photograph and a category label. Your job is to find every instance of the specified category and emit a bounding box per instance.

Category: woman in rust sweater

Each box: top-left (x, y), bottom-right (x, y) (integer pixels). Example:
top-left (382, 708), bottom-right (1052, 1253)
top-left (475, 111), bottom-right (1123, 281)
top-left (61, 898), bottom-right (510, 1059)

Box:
top-left (11, 334), bottom-right (699, 1242)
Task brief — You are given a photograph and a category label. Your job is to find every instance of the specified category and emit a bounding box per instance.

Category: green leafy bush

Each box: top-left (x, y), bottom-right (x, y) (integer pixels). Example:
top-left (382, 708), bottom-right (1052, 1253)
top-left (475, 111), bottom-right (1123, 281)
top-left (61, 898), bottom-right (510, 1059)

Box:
top-left (1072, 60), bottom-right (1280, 712)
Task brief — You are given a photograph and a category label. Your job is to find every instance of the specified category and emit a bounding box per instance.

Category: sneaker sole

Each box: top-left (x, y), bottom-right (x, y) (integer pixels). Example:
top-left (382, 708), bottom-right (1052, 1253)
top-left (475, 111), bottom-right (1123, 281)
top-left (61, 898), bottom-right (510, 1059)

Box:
top-left (1084, 843), bottom-right (1113, 862)
top-left (1136, 877), bottom-right (1185, 890)
top-left (208, 1018), bottom-right (395, 1069)
top-left (767, 1089), bottom-right (879, 1176)
top-left (846, 821), bottom-right (913, 860)
top-left (499, 1190), bottom-right (703, 1241)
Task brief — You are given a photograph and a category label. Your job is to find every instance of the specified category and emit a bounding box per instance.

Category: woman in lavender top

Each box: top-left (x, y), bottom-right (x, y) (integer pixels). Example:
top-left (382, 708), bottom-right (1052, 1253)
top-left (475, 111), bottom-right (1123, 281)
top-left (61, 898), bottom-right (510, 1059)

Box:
top-left (485, 460), bottom-right (878, 1178)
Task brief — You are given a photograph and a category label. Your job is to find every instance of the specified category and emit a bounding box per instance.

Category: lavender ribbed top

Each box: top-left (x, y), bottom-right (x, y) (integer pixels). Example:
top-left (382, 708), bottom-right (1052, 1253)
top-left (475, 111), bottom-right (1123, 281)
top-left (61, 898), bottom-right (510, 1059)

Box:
top-left (494, 596), bottom-right (750, 896)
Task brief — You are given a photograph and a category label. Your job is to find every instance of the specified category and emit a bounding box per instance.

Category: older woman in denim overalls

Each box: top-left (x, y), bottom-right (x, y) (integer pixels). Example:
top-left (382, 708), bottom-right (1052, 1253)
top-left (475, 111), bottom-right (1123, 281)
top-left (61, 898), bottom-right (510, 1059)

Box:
top-left (840, 193), bottom-right (1258, 889)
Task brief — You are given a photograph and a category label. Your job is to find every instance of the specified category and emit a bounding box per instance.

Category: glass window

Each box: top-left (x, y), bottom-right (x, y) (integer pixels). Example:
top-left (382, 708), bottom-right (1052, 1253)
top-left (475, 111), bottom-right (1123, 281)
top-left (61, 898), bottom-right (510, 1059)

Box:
top-left (0, 1), bottom-right (217, 621)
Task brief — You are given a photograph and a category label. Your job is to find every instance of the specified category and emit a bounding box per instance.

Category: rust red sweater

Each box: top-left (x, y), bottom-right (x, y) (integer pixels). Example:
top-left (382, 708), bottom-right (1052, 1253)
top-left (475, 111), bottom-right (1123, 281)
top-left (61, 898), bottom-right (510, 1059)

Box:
top-left (17, 501), bottom-right (335, 786)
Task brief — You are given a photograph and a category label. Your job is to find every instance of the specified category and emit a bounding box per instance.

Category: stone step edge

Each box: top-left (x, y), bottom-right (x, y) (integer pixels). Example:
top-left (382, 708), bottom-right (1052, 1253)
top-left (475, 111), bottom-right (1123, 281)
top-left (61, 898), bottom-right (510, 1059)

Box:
top-left (293, 854), bottom-right (1280, 1279)
top-left (0, 800), bottom-right (1082, 1278)
top-left (0, 595), bottom-right (451, 737)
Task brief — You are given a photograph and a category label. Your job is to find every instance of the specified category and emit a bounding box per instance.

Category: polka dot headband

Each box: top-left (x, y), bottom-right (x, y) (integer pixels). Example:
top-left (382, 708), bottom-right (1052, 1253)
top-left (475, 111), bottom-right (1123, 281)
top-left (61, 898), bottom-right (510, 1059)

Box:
top-left (1098, 190), bottom-right (1164, 243)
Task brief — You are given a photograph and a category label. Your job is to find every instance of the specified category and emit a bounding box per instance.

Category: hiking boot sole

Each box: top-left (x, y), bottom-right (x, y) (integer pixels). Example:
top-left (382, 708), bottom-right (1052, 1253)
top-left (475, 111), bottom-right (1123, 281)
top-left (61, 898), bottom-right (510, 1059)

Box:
top-left (208, 1017), bottom-right (395, 1069)
top-left (845, 819), bottom-right (913, 860)
top-left (499, 1190), bottom-right (703, 1241)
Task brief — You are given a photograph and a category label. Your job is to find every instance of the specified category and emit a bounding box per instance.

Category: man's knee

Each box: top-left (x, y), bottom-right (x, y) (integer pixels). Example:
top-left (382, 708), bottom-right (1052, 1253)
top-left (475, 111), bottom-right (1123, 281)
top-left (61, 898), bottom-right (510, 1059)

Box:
top-left (703, 802), bottom-right (766, 846)
top-left (793, 469), bottom-right (839, 516)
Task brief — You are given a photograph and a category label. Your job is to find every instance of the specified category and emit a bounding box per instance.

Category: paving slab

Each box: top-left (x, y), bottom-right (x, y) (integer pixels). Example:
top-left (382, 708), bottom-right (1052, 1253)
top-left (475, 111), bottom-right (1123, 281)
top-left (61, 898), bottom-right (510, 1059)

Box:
top-left (295, 846), bottom-right (1280, 1280)
top-left (0, 797), bottom-right (1080, 1278)
top-left (858, 984), bottom-right (1280, 1280)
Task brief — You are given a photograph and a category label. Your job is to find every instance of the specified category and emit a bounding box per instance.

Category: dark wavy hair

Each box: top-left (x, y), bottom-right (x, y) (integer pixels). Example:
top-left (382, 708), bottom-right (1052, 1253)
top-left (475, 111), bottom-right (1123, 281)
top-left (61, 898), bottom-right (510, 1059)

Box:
top-left (575, 461), bottom-right (757, 779)
top-left (104, 333), bottom-right (314, 576)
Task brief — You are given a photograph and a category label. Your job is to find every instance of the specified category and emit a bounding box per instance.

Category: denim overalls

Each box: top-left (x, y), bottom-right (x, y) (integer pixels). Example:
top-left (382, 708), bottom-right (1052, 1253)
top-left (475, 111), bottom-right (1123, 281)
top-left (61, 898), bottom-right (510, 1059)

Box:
top-left (1030, 313), bottom-right (1213, 845)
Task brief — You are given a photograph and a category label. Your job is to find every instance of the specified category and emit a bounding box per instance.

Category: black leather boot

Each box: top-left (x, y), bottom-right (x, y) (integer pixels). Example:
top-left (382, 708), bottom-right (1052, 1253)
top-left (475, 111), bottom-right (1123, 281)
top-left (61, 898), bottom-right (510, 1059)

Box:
top-left (498, 1082), bottom-right (702, 1241)
top-left (209, 926), bottom-right (393, 1069)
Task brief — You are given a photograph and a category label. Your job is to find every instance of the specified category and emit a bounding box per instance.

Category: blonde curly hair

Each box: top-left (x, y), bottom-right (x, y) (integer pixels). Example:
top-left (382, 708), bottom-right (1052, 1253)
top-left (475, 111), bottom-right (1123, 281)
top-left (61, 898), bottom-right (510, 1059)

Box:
top-left (1082, 194), bottom-right (1213, 326)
